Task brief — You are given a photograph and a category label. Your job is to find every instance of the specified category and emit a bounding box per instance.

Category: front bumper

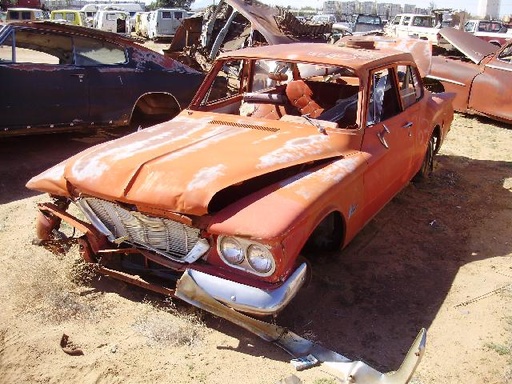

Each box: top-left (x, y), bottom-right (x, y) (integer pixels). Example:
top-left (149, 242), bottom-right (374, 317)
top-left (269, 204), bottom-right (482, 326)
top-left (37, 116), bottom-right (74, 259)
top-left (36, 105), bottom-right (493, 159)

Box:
top-left (186, 262), bottom-right (308, 316)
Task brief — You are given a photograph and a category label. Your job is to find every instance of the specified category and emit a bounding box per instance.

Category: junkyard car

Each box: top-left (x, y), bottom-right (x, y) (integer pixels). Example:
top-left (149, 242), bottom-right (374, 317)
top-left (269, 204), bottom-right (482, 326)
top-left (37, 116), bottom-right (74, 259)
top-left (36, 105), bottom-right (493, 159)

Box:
top-left (27, 41), bottom-right (454, 317)
top-left (427, 27), bottom-right (512, 124)
top-left (0, 21), bottom-right (203, 136)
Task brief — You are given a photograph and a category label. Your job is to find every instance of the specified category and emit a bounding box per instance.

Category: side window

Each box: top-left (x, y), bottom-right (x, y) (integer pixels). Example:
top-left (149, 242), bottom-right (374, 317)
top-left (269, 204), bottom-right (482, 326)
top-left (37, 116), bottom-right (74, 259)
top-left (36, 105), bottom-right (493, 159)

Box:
top-left (392, 16), bottom-right (401, 26)
top-left (366, 68), bottom-right (401, 126)
top-left (403, 16), bottom-right (411, 25)
top-left (74, 37), bottom-right (127, 66)
top-left (397, 64), bottom-right (422, 109)
top-left (201, 59), bottom-right (246, 105)
top-left (175, 12), bottom-right (183, 20)
top-left (0, 30), bottom-right (72, 64)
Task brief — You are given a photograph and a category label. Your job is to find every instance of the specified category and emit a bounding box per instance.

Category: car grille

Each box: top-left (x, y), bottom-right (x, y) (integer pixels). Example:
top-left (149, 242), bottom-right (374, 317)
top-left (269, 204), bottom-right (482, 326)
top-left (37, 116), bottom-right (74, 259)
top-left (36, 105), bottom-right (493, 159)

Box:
top-left (79, 197), bottom-right (201, 260)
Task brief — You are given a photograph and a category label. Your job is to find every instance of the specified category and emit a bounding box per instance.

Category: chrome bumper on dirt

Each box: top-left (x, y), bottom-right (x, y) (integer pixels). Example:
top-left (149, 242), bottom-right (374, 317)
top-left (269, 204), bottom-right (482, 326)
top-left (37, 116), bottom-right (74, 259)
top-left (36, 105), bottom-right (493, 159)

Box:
top-left (176, 269), bottom-right (427, 384)
top-left (185, 262), bottom-right (308, 316)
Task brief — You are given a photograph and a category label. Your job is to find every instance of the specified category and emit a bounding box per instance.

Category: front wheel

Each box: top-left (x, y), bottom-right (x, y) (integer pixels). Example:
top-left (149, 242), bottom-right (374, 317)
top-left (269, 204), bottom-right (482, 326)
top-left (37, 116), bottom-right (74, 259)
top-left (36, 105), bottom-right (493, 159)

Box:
top-left (414, 134), bottom-right (436, 180)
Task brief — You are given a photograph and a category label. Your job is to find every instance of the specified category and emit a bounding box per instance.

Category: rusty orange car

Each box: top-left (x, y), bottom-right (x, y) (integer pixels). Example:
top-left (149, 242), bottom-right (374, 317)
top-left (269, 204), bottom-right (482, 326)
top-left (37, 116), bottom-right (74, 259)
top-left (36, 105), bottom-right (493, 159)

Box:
top-left (27, 41), bottom-right (454, 319)
top-left (427, 27), bottom-right (512, 124)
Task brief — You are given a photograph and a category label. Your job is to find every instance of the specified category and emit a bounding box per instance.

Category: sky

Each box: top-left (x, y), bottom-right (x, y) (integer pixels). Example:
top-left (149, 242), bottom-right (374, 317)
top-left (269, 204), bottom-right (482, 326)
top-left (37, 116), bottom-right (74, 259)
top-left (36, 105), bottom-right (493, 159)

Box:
top-left (190, 0), bottom-right (512, 17)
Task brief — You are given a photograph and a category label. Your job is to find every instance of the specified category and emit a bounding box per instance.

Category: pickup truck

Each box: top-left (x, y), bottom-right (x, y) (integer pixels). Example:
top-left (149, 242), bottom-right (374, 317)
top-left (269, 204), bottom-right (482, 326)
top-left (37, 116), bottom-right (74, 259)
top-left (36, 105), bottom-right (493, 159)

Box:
top-left (385, 13), bottom-right (440, 44)
top-left (463, 19), bottom-right (511, 46)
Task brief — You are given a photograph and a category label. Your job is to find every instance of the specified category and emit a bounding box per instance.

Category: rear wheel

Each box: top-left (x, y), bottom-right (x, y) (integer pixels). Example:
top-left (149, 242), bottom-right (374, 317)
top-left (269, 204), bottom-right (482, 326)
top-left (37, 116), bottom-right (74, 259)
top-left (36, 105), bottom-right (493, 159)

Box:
top-left (414, 134), bottom-right (436, 180)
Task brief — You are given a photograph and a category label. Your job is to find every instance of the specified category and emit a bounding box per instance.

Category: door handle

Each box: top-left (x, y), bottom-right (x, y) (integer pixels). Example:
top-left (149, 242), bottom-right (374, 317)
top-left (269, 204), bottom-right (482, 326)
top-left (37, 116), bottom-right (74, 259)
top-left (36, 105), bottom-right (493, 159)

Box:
top-left (402, 122), bottom-right (413, 128)
top-left (377, 124), bottom-right (390, 149)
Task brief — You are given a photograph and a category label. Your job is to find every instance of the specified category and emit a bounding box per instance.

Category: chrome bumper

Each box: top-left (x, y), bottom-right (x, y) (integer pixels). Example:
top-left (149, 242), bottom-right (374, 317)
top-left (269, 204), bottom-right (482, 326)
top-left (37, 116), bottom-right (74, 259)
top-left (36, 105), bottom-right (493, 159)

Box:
top-left (185, 262), bottom-right (308, 316)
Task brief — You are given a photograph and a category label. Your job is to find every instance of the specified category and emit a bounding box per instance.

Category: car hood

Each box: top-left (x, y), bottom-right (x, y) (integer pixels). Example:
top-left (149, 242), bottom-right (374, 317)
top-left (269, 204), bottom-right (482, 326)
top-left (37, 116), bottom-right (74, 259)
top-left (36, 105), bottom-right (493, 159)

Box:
top-left (27, 112), bottom-right (354, 216)
top-left (438, 27), bottom-right (499, 64)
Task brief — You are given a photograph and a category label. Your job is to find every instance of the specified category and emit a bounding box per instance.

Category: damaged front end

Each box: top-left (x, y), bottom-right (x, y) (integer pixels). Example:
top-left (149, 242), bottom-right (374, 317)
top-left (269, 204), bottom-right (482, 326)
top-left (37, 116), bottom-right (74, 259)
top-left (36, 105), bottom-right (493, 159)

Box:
top-left (33, 197), bottom-right (426, 383)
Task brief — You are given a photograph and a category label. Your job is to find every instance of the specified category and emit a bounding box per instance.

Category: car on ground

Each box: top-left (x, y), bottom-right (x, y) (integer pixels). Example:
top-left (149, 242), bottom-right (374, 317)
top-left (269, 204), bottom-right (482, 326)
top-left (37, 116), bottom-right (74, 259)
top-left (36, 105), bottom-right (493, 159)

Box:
top-left (27, 40), bottom-right (454, 317)
top-left (426, 27), bottom-right (512, 124)
top-left (0, 21), bottom-right (204, 136)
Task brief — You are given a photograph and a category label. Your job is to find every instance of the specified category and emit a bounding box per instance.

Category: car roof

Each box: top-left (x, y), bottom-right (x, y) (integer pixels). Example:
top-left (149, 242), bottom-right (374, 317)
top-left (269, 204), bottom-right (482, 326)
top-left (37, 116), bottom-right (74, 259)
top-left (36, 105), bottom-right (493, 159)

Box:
top-left (217, 42), bottom-right (413, 75)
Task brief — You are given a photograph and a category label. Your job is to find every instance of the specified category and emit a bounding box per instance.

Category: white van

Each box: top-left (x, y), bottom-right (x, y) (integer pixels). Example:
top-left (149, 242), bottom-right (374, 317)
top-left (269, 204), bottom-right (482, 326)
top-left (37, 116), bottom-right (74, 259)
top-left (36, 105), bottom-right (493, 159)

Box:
top-left (93, 9), bottom-right (131, 34)
top-left (82, 3), bottom-right (144, 30)
top-left (147, 8), bottom-right (186, 40)
top-left (6, 8), bottom-right (46, 22)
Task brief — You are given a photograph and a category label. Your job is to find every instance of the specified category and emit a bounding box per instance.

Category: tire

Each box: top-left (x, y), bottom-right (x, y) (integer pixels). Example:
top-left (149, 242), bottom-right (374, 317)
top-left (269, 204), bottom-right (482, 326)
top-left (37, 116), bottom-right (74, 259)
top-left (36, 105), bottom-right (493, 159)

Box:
top-left (414, 134), bottom-right (436, 181)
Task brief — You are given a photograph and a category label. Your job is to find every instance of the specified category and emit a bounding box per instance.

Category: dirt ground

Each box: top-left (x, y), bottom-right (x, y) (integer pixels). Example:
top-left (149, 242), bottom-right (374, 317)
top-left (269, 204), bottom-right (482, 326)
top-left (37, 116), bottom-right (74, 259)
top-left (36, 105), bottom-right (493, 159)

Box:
top-left (0, 43), bottom-right (511, 384)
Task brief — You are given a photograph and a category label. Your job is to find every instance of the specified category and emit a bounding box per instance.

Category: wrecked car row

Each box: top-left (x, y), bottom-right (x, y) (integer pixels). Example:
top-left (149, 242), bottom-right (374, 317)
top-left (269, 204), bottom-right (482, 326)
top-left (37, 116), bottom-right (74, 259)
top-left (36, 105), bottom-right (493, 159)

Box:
top-left (26, 38), bottom-right (453, 382)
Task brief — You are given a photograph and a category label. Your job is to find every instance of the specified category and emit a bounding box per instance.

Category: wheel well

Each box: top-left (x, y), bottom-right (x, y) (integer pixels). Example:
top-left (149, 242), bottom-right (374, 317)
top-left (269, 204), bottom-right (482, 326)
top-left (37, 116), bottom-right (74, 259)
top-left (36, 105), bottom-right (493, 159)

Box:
top-left (130, 93), bottom-right (181, 127)
top-left (432, 124), bottom-right (442, 153)
top-left (302, 211), bottom-right (345, 256)
top-left (424, 78), bottom-right (445, 94)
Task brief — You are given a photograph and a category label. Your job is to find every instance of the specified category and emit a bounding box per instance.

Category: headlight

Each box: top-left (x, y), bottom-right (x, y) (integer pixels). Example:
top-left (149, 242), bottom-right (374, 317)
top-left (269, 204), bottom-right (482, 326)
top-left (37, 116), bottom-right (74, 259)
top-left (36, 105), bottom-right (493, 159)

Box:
top-left (247, 244), bottom-right (274, 274)
top-left (217, 236), bottom-right (276, 276)
top-left (218, 236), bottom-right (244, 265)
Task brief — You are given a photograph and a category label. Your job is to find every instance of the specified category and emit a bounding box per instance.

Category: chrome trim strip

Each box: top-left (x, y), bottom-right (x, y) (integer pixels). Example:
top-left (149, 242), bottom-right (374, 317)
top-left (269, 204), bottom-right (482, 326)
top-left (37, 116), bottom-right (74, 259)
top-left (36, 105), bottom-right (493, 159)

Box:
top-left (426, 75), bottom-right (466, 87)
top-left (485, 63), bottom-right (512, 72)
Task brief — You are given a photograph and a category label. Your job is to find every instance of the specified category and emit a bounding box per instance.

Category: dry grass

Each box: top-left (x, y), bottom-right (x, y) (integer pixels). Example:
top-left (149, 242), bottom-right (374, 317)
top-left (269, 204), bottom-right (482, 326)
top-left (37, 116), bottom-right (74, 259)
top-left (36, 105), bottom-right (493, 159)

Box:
top-left (9, 245), bottom-right (100, 323)
top-left (10, 242), bottom-right (207, 348)
top-left (132, 298), bottom-right (207, 348)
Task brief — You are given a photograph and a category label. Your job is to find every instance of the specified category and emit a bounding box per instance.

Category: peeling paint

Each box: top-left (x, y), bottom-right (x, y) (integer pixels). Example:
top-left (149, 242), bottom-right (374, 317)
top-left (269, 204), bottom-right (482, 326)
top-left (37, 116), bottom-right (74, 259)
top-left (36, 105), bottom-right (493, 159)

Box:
top-left (257, 135), bottom-right (332, 169)
top-left (187, 165), bottom-right (228, 191)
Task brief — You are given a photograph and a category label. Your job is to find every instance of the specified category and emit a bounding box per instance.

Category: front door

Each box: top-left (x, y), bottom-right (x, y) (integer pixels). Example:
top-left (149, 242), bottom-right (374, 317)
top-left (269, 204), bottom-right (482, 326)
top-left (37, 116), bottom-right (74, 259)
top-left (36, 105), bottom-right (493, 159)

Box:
top-left (0, 28), bottom-right (89, 131)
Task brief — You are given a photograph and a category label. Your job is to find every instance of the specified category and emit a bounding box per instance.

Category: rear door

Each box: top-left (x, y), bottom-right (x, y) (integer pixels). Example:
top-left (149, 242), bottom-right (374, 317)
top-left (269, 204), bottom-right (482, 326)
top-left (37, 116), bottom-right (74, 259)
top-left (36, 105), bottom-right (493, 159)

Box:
top-left (0, 27), bottom-right (89, 131)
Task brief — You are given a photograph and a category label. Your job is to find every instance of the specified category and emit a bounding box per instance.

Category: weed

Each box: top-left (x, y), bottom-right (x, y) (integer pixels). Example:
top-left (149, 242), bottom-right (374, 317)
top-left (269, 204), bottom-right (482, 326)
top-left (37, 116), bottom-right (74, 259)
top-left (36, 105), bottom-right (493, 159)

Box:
top-left (484, 342), bottom-right (511, 356)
